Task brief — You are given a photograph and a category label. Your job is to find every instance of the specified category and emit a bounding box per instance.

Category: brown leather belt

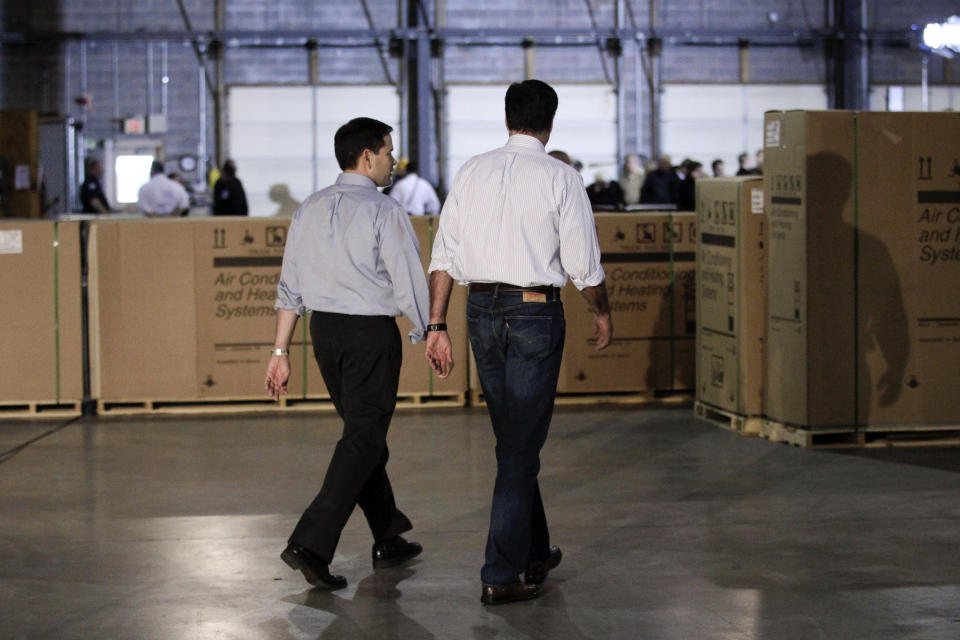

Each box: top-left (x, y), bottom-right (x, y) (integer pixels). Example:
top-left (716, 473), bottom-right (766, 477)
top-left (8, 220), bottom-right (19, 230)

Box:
top-left (468, 282), bottom-right (559, 294)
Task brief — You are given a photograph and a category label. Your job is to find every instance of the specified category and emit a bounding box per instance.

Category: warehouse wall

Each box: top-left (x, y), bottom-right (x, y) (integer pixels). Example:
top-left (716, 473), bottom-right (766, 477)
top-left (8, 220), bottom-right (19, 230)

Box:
top-left (1, 0), bottom-right (957, 193)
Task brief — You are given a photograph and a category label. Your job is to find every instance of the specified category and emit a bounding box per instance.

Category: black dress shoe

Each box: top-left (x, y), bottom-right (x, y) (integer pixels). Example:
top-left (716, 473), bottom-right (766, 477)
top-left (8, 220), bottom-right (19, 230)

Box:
top-left (481, 581), bottom-right (542, 605)
top-left (372, 535), bottom-right (423, 568)
top-left (281, 543), bottom-right (347, 589)
top-left (524, 545), bottom-right (562, 584)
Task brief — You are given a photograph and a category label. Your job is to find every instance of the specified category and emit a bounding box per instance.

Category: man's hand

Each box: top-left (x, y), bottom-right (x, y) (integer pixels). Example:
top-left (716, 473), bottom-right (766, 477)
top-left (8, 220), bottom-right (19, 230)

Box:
top-left (593, 312), bottom-right (613, 351)
top-left (425, 331), bottom-right (455, 378)
top-left (265, 355), bottom-right (291, 401)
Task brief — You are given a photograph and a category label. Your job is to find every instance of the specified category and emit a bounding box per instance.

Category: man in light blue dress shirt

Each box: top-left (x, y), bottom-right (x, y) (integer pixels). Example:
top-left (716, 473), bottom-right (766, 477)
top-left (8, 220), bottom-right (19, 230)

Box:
top-left (266, 117), bottom-right (430, 590)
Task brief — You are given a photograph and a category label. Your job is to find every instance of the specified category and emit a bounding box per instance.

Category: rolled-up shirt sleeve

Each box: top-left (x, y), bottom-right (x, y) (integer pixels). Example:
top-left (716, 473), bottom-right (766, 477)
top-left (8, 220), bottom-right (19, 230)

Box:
top-left (427, 185), bottom-right (459, 275)
top-left (558, 173), bottom-right (605, 290)
top-left (378, 206), bottom-right (430, 344)
top-left (275, 210), bottom-right (307, 316)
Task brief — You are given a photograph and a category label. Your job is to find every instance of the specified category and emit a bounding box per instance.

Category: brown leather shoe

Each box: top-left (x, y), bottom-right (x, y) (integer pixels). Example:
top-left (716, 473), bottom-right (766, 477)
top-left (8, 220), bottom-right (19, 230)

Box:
top-left (480, 581), bottom-right (542, 605)
top-left (281, 543), bottom-right (347, 590)
top-left (525, 546), bottom-right (562, 584)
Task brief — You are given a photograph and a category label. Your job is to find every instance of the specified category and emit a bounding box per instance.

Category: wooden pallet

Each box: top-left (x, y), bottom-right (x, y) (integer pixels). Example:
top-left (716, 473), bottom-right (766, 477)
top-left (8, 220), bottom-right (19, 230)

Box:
top-left (759, 419), bottom-right (960, 449)
top-left (0, 400), bottom-right (82, 419)
top-left (759, 419), bottom-right (861, 449)
top-left (469, 389), bottom-right (693, 408)
top-left (693, 401), bottom-right (763, 437)
top-left (96, 391), bottom-right (468, 416)
top-left (858, 424), bottom-right (960, 448)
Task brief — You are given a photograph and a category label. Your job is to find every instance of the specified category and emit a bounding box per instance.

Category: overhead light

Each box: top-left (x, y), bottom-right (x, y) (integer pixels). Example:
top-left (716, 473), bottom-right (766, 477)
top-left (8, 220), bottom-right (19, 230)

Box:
top-left (923, 15), bottom-right (960, 56)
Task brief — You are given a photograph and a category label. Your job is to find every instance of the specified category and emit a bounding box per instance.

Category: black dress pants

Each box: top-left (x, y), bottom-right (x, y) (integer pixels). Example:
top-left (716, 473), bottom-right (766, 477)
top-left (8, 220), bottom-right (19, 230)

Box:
top-left (289, 311), bottom-right (412, 564)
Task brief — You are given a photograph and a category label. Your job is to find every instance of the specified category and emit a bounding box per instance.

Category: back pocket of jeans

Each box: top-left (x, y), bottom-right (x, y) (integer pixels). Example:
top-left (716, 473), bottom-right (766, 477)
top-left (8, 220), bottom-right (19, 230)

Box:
top-left (504, 315), bottom-right (558, 361)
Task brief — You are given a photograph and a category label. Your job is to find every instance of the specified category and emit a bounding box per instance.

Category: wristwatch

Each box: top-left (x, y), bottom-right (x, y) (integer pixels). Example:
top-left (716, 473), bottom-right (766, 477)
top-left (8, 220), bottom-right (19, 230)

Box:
top-left (271, 348), bottom-right (289, 356)
top-left (426, 323), bottom-right (447, 333)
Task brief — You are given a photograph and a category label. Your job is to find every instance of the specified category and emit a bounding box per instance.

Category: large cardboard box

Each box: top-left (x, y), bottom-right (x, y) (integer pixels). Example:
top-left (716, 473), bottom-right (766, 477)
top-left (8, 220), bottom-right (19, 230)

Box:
top-left (89, 216), bottom-right (463, 405)
top-left (559, 212), bottom-right (696, 392)
top-left (0, 221), bottom-right (83, 404)
top-left (764, 110), bottom-right (960, 428)
top-left (856, 112), bottom-right (960, 426)
top-left (89, 218), bottom-right (309, 402)
top-left (695, 177), bottom-right (767, 416)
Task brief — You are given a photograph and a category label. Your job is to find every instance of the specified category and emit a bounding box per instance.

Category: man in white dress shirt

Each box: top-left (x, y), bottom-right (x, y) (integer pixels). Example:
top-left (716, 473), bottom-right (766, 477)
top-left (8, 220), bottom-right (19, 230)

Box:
top-left (137, 160), bottom-right (190, 217)
top-left (388, 160), bottom-right (441, 215)
top-left (424, 79), bottom-right (612, 605)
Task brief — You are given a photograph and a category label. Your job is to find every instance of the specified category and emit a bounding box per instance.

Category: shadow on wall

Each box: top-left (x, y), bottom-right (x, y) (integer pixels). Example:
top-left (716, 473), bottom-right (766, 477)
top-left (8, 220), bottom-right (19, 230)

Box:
top-left (268, 183), bottom-right (300, 217)
top-left (809, 151), bottom-right (908, 424)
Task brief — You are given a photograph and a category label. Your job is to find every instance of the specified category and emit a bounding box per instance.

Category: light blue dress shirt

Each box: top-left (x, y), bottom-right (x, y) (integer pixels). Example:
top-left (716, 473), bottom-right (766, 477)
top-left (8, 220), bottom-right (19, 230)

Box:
top-left (275, 172), bottom-right (429, 343)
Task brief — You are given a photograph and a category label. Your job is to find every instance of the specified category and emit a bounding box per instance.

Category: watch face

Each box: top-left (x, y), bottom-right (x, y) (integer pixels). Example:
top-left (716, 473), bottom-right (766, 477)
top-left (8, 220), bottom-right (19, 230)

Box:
top-left (178, 155), bottom-right (197, 172)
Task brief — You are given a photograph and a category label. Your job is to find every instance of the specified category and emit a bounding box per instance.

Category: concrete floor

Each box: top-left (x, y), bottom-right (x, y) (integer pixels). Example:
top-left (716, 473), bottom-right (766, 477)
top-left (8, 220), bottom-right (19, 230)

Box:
top-left (2, 405), bottom-right (960, 640)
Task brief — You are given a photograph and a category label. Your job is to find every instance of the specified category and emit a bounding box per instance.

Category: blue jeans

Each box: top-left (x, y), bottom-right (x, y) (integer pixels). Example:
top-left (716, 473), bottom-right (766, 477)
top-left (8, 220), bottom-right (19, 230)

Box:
top-left (467, 287), bottom-right (565, 585)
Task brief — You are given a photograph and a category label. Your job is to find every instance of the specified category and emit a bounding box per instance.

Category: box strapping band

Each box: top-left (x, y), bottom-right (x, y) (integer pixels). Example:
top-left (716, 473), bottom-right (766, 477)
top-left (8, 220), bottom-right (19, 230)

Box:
top-left (668, 213), bottom-right (677, 387)
top-left (53, 223), bottom-right (61, 403)
top-left (852, 114), bottom-right (861, 427)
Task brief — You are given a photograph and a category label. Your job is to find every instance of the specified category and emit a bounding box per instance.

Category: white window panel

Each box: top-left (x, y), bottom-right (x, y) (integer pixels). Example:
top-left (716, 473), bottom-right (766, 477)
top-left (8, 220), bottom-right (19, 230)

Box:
top-left (446, 84), bottom-right (617, 184)
top-left (663, 84), bottom-right (827, 175)
top-left (869, 85), bottom-right (960, 112)
top-left (228, 85), bottom-right (400, 218)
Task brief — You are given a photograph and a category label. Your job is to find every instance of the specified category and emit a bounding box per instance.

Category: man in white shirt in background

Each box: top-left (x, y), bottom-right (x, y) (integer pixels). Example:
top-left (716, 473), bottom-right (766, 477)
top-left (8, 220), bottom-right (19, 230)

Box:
top-left (388, 159), bottom-right (441, 215)
top-left (424, 79), bottom-right (612, 606)
top-left (137, 160), bottom-right (190, 217)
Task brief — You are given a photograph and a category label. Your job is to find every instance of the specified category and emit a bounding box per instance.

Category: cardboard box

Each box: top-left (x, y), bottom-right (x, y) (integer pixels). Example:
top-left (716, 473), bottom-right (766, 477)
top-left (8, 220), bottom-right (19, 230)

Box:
top-left (89, 218), bottom-right (309, 401)
top-left (559, 212), bottom-right (696, 393)
top-left (764, 110), bottom-right (960, 427)
top-left (695, 177), bottom-right (767, 416)
top-left (856, 112), bottom-right (960, 425)
top-left (89, 216), bottom-right (463, 404)
top-left (0, 220), bottom-right (83, 403)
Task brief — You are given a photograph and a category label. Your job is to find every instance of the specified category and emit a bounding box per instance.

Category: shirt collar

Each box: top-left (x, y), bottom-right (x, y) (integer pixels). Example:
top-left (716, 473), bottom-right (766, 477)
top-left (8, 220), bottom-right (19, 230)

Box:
top-left (505, 134), bottom-right (546, 153)
top-left (336, 172), bottom-right (377, 188)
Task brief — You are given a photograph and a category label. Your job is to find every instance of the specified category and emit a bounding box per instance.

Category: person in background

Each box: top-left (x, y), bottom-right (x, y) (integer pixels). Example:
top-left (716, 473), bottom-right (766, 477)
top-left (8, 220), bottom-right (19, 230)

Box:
top-left (677, 159), bottom-right (703, 211)
top-left (621, 154), bottom-right (645, 205)
top-left (81, 158), bottom-right (110, 214)
top-left (547, 150), bottom-right (573, 166)
top-left (388, 159), bottom-right (441, 215)
top-left (735, 152), bottom-right (753, 176)
top-left (753, 148), bottom-right (764, 175)
top-left (640, 154), bottom-right (680, 205)
top-left (711, 158), bottom-right (725, 178)
top-left (425, 79), bottom-right (612, 606)
top-left (212, 159), bottom-right (249, 216)
top-left (266, 116), bottom-right (427, 592)
top-left (137, 160), bottom-right (190, 217)
top-left (586, 173), bottom-right (625, 208)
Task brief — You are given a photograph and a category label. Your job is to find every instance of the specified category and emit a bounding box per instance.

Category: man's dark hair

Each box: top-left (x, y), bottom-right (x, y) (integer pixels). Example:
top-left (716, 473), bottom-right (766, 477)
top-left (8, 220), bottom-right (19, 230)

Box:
top-left (711, 158), bottom-right (723, 173)
top-left (334, 117), bottom-right (393, 170)
top-left (222, 159), bottom-right (237, 178)
top-left (505, 79), bottom-right (558, 134)
top-left (150, 160), bottom-right (165, 176)
top-left (405, 160), bottom-right (418, 174)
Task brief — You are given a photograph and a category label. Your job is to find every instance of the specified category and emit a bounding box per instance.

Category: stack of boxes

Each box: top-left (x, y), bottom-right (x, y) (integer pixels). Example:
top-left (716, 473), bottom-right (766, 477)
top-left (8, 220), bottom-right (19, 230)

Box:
top-left (696, 110), bottom-right (960, 437)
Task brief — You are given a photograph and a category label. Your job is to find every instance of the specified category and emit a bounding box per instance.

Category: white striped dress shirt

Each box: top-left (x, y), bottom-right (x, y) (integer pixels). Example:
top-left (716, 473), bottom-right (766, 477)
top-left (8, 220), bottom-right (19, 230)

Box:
top-left (428, 134), bottom-right (604, 290)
